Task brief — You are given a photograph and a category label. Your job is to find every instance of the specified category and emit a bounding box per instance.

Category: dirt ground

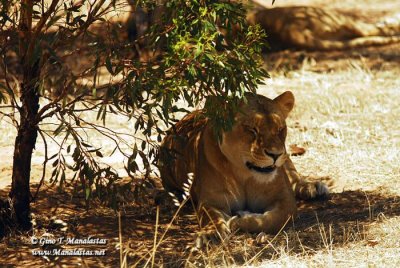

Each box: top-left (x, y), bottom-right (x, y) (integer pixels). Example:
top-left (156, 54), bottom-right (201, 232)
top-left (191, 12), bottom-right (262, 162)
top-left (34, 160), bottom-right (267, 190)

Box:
top-left (1, 0), bottom-right (400, 267)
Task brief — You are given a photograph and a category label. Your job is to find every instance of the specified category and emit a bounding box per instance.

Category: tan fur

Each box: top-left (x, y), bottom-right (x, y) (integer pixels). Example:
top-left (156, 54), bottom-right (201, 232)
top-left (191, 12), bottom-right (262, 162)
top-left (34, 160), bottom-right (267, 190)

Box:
top-left (247, 6), bottom-right (400, 50)
top-left (159, 92), bottom-right (328, 241)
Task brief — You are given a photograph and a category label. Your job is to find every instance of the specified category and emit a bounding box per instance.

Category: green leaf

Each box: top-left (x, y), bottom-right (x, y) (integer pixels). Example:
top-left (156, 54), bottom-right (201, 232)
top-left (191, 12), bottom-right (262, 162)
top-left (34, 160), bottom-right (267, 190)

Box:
top-left (85, 187), bottom-right (91, 200)
top-left (105, 56), bottom-right (114, 75)
top-left (81, 142), bottom-right (92, 148)
top-left (52, 159), bottom-right (59, 167)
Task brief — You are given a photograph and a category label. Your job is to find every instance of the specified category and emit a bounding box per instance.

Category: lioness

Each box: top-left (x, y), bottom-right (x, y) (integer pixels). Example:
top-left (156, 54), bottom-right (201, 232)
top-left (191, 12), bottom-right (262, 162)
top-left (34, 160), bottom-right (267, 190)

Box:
top-left (159, 92), bottom-right (328, 242)
top-left (247, 5), bottom-right (400, 50)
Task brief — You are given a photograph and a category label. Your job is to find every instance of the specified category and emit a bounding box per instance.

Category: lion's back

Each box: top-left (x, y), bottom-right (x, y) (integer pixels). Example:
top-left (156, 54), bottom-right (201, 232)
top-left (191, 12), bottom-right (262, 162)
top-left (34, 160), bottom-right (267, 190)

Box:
top-left (158, 111), bottom-right (208, 194)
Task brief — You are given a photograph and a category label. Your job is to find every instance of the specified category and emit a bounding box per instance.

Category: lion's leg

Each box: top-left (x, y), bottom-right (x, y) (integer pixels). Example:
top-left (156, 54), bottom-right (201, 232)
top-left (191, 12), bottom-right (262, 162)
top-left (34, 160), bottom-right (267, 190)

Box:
top-left (347, 21), bottom-right (387, 37)
top-left (195, 205), bottom-right (233, 247)
top-left (229, 198), bottom-right (296, 234)
top-left (284, 157), bottom-right (329, 200)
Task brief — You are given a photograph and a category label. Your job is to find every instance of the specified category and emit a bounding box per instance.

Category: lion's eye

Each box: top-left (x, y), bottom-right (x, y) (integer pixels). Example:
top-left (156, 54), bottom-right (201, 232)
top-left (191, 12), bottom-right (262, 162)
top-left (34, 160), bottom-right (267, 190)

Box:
top-left (250, 127), bottom-right (258, 136)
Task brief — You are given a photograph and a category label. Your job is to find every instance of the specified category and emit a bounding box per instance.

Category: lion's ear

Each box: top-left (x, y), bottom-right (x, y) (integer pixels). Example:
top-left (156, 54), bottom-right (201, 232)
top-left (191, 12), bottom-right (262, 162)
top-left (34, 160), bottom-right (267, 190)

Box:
top-left (273, 91), bottom-right (295, 118)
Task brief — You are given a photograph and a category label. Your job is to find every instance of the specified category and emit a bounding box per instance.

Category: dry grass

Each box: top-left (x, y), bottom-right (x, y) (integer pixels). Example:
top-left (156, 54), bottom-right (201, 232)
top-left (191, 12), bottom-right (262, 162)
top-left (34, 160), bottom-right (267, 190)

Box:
top-left (246, 61), bottom-right (400, 267)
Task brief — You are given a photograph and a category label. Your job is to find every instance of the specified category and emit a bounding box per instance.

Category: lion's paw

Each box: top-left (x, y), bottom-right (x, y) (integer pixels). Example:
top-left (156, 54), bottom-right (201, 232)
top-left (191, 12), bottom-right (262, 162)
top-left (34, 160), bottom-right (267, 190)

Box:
top-left (195, 221), bottom-right (233, 248)
top-left (255, 232), bottom-right (269, 244)
top-left (297, 180), bottom-right (330, 200)
top-left (227, 215), bottom-right (241, 232)
top-left (195, 231), bottom-right (217, 248)
top-left (315, 181), bottom-right (330, 197)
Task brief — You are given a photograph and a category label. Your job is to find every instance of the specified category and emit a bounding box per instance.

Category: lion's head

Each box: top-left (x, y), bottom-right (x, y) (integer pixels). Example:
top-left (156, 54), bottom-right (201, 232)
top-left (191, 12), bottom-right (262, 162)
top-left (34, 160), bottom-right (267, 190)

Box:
top-left (219, 91), bottom-right (295, 175)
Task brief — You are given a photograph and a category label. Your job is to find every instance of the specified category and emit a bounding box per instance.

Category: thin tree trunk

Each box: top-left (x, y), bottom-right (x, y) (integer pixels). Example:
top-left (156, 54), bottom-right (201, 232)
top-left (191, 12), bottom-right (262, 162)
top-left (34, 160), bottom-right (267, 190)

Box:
top-left (10, 73), bottom-right (40, 230)
top-left (9, 0), bottom-right (39, 230)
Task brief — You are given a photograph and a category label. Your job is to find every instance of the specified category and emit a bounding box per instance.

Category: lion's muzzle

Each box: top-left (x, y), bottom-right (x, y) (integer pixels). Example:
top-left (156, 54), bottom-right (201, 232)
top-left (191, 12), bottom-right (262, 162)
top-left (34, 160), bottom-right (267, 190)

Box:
top-left (246, 162), bottom-right (277, 173)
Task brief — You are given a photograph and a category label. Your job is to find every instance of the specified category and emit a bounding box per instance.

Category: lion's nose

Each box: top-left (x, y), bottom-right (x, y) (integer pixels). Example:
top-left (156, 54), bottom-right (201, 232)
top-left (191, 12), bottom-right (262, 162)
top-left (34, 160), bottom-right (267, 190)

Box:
top-left (264, 151), bottom-right (282, 162)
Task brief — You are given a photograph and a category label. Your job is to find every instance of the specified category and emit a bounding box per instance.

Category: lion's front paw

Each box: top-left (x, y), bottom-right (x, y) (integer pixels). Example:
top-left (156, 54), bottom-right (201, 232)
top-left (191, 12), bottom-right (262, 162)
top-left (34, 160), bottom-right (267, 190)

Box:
top-left (296, 181), bottom-right (330, 200)
top-left (228, 213), bottom-right (266, 233)
top-left (195, 231), bottom-right (216, 248)
top-left (315, 181), bottom-right (330, 197)
top-left (255, 232), bottom-right (269, 244)
top-left (195, 220), bottom-right (233, 248)
top-left (227, 215), bottom-right (241, 232)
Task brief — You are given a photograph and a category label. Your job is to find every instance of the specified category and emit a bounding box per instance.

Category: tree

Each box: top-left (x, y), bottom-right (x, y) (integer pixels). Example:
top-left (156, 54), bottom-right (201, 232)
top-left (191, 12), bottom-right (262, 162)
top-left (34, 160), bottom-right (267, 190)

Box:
top-left (0, 0), bottom-right (267, 233)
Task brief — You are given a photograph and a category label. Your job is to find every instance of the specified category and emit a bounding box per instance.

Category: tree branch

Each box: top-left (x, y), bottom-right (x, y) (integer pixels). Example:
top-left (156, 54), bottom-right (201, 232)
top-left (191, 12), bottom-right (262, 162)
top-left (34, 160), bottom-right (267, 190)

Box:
top-left (32, 0), bottom-right (60, 36)
top-left (31, 127), bottom-right (49, 201)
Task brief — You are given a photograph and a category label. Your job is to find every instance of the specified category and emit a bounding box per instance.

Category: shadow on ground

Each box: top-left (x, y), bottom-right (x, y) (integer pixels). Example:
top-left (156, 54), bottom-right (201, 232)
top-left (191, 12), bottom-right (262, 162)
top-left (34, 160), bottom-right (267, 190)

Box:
top-left (1, 179), bottom-right (399, 267)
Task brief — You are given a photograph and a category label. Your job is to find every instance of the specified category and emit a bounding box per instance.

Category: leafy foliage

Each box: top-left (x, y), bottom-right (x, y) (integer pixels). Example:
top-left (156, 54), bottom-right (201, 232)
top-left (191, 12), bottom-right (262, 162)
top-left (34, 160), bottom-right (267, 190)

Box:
top-left (0, 0), bottom-right (268, 208)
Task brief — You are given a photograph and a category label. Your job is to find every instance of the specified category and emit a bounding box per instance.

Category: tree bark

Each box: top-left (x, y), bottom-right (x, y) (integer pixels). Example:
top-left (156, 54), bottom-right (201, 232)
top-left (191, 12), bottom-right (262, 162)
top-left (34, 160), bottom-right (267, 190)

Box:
top-left (10, 74), bottom-right (40, 230)
top-left (9, 0), bottom-right (39, 230)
